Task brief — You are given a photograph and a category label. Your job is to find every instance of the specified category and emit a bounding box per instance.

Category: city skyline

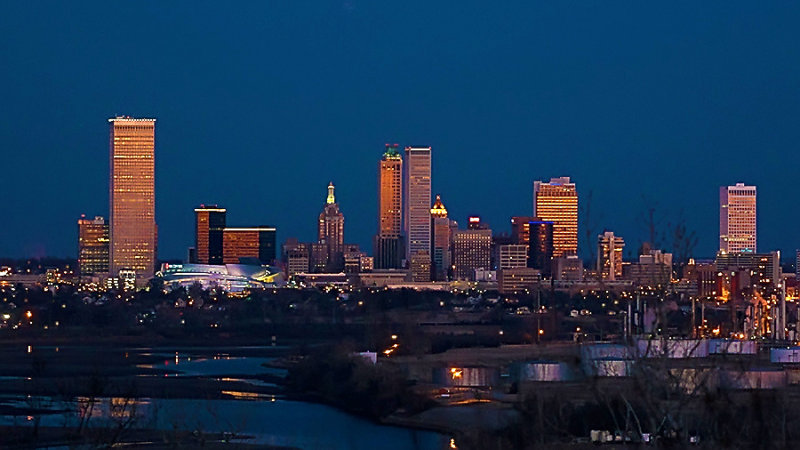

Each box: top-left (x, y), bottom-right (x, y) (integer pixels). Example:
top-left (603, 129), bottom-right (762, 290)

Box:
top-left (3, 3), bottom-right (800, 261)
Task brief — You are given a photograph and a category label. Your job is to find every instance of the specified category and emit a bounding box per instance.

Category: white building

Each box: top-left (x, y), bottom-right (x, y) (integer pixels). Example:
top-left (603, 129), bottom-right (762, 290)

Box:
top-left (720, 183), bottom-right (756, 253)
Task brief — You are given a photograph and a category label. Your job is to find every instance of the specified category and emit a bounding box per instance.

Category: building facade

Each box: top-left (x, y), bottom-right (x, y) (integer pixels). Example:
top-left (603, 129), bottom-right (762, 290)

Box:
top-left (77, 215), bottom-right (109, 277)
top-left (528, 220), bottom-right (554, 277)
top-left (430, 195), bottom-right (451, 281)
top-left (194, 205), bottom-right (226, 264)
top-left (497, 244), bottom-right (529, 270)
top-left (404, 146), bottom-right (432, 281)
top-left (452, 227), bottom-right (492, 281)
top-left (511, 216), bottom-right (537, 245)
top-left (319, 182), bottom-right (345, 271)
top-left (222, 227), bottom-right (276, 265)
top-left (720, 183), bottom-right (757, 253)
top-left (375, 145), bottom-right (404, 269)
top-left (533, 177), bottom-right (578, 257)
top-left (109, 116), bottom-right (157, 281)
top-left (597, 231), bottom-right (625, 281)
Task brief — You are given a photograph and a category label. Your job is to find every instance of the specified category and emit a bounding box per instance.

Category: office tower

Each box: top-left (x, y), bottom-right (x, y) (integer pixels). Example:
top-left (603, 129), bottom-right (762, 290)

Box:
top-left (430, 195), bottom-right (451, 281)
top-left (597, 231), bottom-right (625, 281)
top-left (222, 227), bottom-right (276, 264)
top-left (194, 205), bottom-right (226, 264)
top-left (796, 250), bottom-right (800, 281)
top-left (720, 183), bottom-right (757, 253)
top-left (533, 177), bottom-right (578, 257)
top-left (498, 244), bottom-right (529, 269)
top-left (528, 220), bottom-right (554, 277)
top-left (109, 116), bottom-right (157, 281)
top-left (404, 146), bottom-right (432, 281)
top-left (283, 239), bottom-right (311, 276)
top-left (452, 225), bottom-right (492, 281)
top-left (375, 145), bottom-right (404, 269)
top-left (511, 216), bottom-right (537, 245)
top-left (318, 182), bottom-right (345, 271)
top-left (77, 215), bottom-right (109, 277)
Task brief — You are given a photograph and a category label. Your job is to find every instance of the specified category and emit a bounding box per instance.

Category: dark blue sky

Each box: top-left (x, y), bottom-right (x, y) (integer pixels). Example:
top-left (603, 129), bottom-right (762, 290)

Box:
top-left (2, 2), bottom-right (799, 260)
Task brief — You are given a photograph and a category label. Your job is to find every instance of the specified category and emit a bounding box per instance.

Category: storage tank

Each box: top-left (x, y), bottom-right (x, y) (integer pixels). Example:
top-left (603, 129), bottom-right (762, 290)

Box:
top-left (770, 347), bottom-right (800, 363)
top-left (636, 338), bottom-right (709, 358)
top-left (668, 368), bottom-right (719, 393)
top-left (590, 358), bottom-right (633, 377)
top-left (581, 343), bottom-right (632, 361)
top-left (720, 369), bottom-right (787, 389)
top-left (433, 366), bottom-right (500, 387)
top-left (518, 361), bottom-right (575, 382)
top-left (708, 339), bottom-right (757, 355)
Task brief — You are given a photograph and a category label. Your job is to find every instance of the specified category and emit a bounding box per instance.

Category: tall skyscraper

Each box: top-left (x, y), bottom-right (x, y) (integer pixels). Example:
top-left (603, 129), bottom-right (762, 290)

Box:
top-left (430, 195), bottom-right (451, 281)
top-left (597, 231), bottom-right (625, 281)
top-left (533, 177), bottom-right (578, 257)
top-left (77, 215), bottom-right (109, 277)
top-left (720, 183), bottom-right (757, 253)
top-left (375, 145), bottom-right (404, 269)
top-left (195, 205), bottom-right (226, 264)
top-left (528, 220), bottom-right (554, 277)
top-left (109, 116), bottom-right (157, 282)
top-left (319, 182), bottom-right (345, 271)
top-left (404, 146), bottom-right (432, 281)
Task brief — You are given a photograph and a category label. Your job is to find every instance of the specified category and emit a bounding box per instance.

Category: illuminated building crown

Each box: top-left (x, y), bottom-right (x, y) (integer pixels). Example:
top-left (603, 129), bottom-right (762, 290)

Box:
top-left (430, 194), bottom-right (448, 218)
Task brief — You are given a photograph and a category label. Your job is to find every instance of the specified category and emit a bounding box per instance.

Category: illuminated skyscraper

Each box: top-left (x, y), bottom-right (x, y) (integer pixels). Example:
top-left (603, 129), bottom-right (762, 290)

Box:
top-left (720, 183), bottom-right (757, 253)
top-left (533, 177), bottom-right (578, 257)
top-left (404, 146), bottom-right (432, 281)
top-left (319, 182), bottom-right (345, 271)
top-left (194, 205), bottom-right (226, 264)
top-left (109, 116), bottom-right (157, 281)
top-left (597, 231), bottom-right (625, 281)
top-left (430, 195), bottom-right (451, 281)
top-left (375, 145), bottom-right (403, 269)
top-left (77, 215), bottom-right (109, 277)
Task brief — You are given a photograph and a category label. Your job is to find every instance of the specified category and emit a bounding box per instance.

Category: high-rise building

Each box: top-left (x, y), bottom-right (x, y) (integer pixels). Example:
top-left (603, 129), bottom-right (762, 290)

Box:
top-left (452, 225), bottom-right (492, 281)
top-left (597, 231), bottom-right (625, 281)
top-left (77, 215), bottom-right (109, 277)
top-left (404, 146), bottom-right (432, 281)
top-left (222, 227), bottom-right (276, 264)
top-left (109, 116), bottom-right (157, 281)
top-left (375, 145), bottom-right (404, 269)
top-left (528, 220), bottom-right (554, 277)
top-left (720, 183), bottom-right (757, 253)
top-left (511, 216), bottom-right (537, 245)
top-left (796, 250), bottom-right (800, 281)
top-left (430, 195), bottom-right (451, 281)
top-left (533, 177), bottom-right (578, 257)
top-left (318, 182), bottom-right (345, 271)
top-left (194, 205), bottom-right (226, 264)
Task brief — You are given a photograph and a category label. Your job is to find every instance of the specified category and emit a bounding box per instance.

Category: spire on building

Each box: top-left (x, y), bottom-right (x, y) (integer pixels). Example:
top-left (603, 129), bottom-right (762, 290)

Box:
top-left (327, 182), bottom-right (336, 205)
top-left (430, 194), bottom-right (448, 218)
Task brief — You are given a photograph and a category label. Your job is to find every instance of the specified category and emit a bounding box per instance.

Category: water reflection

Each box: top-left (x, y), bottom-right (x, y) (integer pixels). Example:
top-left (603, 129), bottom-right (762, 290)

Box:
top-left (0, 396), bottom-right (447, 450)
